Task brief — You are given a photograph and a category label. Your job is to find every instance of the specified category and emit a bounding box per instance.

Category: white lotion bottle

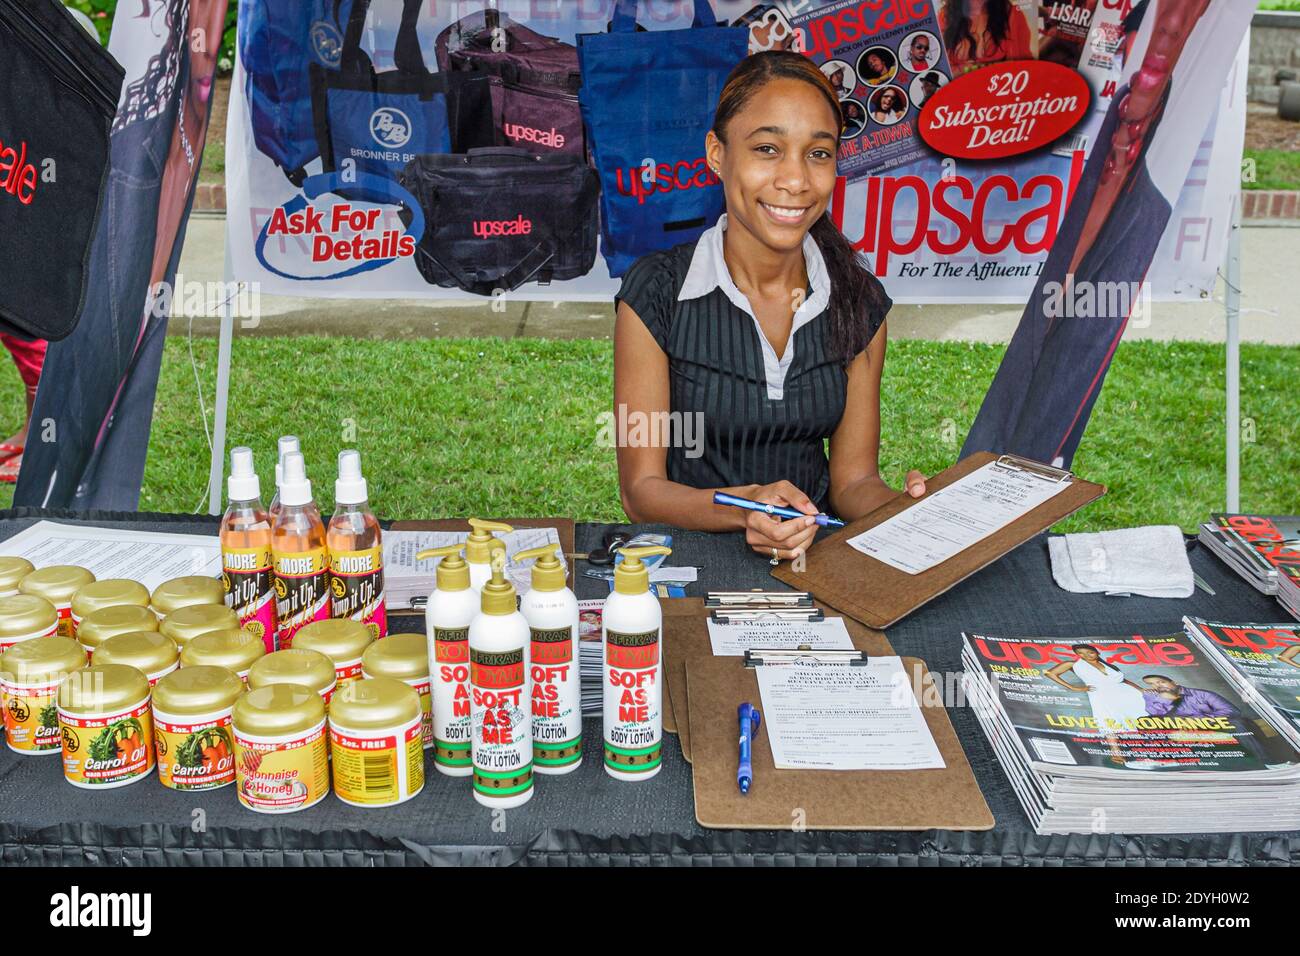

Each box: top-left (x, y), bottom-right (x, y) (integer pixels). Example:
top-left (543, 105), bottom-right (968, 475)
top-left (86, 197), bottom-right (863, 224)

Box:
top-left (463, 518), bottom-right (513, 593)
top-left (515, 543), bottom-right (581, 775)
top-left (468, 541), bottom-right (533, 808)
top-left (417, 544), bottom-right (478, 777)
top-left (601, 545), bottom-right (672, 782)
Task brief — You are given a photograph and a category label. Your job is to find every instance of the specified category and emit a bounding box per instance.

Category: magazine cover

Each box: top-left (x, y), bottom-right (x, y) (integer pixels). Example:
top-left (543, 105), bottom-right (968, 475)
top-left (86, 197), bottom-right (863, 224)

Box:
top-left (788, 0), bottom-right (954, 180)
top-left (1184, 618), bottom-right (1300, 734)
top-left (1212, 513), bottom-right (1300, 576)
top-left (963, 632), bottom-right (1299, 774)
top-left (1038, 0), bottom-right (1099, 67)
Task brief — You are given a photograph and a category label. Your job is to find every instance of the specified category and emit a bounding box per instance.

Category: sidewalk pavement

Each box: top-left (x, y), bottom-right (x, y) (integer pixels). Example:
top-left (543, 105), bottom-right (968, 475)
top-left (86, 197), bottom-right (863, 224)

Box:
top-left (169, 213), bottom-right (1299, 345)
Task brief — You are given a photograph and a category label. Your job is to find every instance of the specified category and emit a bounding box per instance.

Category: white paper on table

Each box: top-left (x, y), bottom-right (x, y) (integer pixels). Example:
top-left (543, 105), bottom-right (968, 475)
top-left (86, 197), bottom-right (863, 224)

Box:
top-left (706, 617), bottom-right (853, 657)
top-left (650, 565), bottom-right (697, 584)
top-left (755, 657), bottom-right (946, 771)
top-left (845, 461), bottom-right (1070, 575)
top-left (383, 527), bottom-right (563, 599)
top-left (0, 521), bottom-right (221, 592)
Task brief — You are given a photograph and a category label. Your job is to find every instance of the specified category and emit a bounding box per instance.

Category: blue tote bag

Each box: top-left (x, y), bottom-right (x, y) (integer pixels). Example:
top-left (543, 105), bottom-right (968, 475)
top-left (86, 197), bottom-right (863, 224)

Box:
top-left (577, 0), bottom-right (748, 277)
top-left (241, 0), bottom-right (354, 186)
top-left (309, 0), bottom-right (496, 187)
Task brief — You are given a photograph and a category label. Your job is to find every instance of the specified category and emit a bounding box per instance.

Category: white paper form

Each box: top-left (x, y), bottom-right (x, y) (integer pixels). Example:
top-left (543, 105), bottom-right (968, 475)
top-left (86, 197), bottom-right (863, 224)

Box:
top-left (755, 657), bottom-right (946, 771)
top-left (845, 461), bottom-right (1070, 574)
top-left (706, 617), bottom-right (854, 657)
top-left (0, 521), bottom-right (221, 592)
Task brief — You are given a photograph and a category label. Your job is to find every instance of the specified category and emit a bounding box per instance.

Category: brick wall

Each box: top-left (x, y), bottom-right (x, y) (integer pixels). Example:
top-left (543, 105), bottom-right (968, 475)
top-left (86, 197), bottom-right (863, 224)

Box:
top-left (1249, 11), bottom-right (1300, 105)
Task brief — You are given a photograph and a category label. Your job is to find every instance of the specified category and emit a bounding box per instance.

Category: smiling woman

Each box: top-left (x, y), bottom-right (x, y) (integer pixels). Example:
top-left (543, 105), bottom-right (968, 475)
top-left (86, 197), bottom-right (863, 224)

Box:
top-left (613, 50), bottom-right (928, 563)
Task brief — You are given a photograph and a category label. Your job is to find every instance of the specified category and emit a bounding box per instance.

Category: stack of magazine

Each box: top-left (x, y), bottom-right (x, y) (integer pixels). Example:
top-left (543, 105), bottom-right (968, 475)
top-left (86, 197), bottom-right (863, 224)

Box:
top-left (1197, 513), bottom-right (1300, 596)
top-left (1280, 567), bottom-right (1300, 622)
top-left (963, 629), bottom-right (1300, 834)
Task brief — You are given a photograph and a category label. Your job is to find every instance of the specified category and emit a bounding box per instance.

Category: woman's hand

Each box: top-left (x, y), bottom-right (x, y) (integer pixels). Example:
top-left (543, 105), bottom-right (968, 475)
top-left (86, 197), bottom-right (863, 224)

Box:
top-left (743, 480), bottom-right (820, 561)
top-left (904, 470), bottom-right (926, 498)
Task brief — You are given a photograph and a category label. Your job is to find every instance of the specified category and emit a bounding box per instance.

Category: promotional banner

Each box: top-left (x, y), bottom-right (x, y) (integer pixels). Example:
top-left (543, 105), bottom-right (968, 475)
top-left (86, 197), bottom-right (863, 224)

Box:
top-left (15, 0), bottom-right (230, 509)
top-left (227, 0), bottom-right (1245, 304)
top-left (962, 0), bottom-right (1254, 470)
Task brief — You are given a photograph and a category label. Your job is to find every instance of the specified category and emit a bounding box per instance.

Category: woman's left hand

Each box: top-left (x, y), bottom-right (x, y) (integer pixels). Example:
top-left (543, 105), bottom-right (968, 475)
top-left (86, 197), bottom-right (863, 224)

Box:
top-left (904, 470), bottom-right (927, 498)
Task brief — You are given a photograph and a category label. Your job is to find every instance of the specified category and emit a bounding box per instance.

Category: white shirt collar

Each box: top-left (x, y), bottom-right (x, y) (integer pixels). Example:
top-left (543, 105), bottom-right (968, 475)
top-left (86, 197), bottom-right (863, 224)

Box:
top-left (677, 213), bottom-right (831, 400)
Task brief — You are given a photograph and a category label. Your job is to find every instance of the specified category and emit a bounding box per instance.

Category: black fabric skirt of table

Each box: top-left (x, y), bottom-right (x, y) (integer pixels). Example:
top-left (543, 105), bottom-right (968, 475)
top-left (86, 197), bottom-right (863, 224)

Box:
top-left (0, 508), bottom-right (1296, 866)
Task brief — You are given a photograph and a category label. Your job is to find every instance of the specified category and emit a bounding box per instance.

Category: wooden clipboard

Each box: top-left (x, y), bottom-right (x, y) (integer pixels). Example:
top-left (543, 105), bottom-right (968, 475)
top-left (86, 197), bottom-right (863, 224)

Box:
top-left (687, 654), bottom-right (994, 831)
top-left (773, 452), bottom-right (1106, 629)
top-left (388, 517), bottom-right (576, 616)
top-left (661, 598), bottom-right (893, 763)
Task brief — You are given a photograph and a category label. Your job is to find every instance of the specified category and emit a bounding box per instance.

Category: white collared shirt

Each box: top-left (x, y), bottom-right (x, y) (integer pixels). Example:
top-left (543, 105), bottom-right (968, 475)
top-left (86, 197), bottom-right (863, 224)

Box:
top-left (676, 213), bottom-right (831, 401)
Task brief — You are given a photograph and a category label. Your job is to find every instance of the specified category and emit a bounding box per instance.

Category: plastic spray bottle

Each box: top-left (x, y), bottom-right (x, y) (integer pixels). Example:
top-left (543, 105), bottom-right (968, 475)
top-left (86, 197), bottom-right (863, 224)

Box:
top-left (602, 545), bottom-right (672, 781)
top-left (220, 447), bottom-right (277, 653)
top-left (464, 519), bottom-right (514, 593)
top-left (468, 541), bottom-right (533, 808)
top-left (326, 450), bottom-right (387, 641)
top-left (417, 544), bottom-right (477, 777)
top-left (268, 435), bottom-right (300, 522)
top-left (514, 543), bottom-right (581, 775)
top-left (270, 452), bottom-right (330, 650)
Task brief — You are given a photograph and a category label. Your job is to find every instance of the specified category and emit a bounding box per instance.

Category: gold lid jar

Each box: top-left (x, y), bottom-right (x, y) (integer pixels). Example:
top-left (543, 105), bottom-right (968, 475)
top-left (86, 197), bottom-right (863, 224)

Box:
top-left (92, 631), bottom-right (179, 685)
top-left (0, 594), bottom-right (59, 653)
top-left (20, 567), bottom-right (95, 638)
top-left (150, 576), bottom-right (225, 616)
top-left (181, 627), bottom-right (266, 681)
top-left (293, 619), bottom-right (373, 686)
top-left (0, 636), bottom-right (87, 754)
top-left (328, 677), bottom-right (424, 807)
top-left (153, 665), bottom-right (244, 716)
top-left (247, 648), bottom-right (337, 704)
top-left (77, 604), bottom-right (159, 651)
top-left (232, 684), bottom-right (330, 814)
top-left (56, 663), bottom-right (154, 789)
top-left (153, 666), bottom-right (243, 792)
top-left (362, 634), bottom-right (429, 681)
top-left (70, 579), bottom-right (151, 628)
top-left (160, 604), bottom-right (240, 650)
top-left (362, 634), bottom-right (432, 750)
top-left (0, 556), bottom-right (34, 596)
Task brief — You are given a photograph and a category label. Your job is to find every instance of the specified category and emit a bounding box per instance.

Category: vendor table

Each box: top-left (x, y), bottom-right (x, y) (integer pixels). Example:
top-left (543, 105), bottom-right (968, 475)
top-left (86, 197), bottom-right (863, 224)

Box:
top-left (1, 508), bottom-right (1297, 867)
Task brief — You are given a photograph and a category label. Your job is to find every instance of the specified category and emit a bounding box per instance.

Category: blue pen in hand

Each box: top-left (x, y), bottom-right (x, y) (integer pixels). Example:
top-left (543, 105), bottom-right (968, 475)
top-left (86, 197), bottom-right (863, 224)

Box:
top-left (713, 491), bottom-right (845, 528)
top-left (738, 702), bottom-right (761, 795)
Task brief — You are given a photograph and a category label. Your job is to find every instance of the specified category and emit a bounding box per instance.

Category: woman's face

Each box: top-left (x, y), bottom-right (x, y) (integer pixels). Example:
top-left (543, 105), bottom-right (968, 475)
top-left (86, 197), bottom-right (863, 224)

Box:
top-left (188, 0), bottom-right (226, 107)
top-left (708, 78), bottom-right (839, 255)
top-left (880, 89), bottom-right (899, 112)
top-left (1076, 646), bottom-right (1100, 663)
top-left (867, 53), bottom-right (885, 74)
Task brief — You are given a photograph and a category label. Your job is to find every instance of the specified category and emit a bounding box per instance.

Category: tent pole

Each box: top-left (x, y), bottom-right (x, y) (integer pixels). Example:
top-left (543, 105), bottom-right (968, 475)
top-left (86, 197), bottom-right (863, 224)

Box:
top-left (1224, 197), bottom-right (1242, 513)
top-left (207, 221), bottom-right (235, 515)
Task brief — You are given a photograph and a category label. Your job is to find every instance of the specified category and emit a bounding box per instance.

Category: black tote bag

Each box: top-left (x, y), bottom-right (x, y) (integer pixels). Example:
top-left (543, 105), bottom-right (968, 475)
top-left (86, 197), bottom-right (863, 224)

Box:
top-left (0, 0), bottom-right (124, 340)
top-left (398, 148), bottom-right (599, 295)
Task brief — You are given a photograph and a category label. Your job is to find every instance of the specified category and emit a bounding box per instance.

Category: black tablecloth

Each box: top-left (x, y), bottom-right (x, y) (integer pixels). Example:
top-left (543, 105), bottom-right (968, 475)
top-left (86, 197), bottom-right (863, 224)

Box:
top-left (0, 508), bottom-right (1296, 866)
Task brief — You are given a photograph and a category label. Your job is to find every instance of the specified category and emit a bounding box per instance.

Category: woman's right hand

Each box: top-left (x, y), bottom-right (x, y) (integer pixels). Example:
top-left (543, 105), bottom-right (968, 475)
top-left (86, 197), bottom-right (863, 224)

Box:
top-left (742, 481), bottom-right (820, 561)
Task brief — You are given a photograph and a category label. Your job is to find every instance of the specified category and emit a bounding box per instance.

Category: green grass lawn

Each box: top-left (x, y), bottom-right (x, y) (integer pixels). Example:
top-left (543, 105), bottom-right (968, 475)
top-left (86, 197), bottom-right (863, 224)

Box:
top-left (1244, 149), bottom-right (1300, 192)
top-left (0, 336), bottom-right (1294, 532)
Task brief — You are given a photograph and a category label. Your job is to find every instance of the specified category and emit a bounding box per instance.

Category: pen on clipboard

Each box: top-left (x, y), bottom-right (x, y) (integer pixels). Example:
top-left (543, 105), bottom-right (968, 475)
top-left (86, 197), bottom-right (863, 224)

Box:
top-left (713, 492), bottom-right (845, 528)
top-left (738, 702), bottom-right (761, 794)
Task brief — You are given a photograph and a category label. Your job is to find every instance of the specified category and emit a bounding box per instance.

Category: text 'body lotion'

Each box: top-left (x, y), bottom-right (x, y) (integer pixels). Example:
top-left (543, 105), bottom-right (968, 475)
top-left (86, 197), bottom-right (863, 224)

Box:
top-left (468, 542), bottom-right (533, 808)
top-left (602, 545), bottom-right (671, 781)
top-left (419, 544), bottom-right (477, 777)
top-left (271, 452), bottom-right (330, 650)
top-left (220, 447), bottom-right (276, 653)
top-left (515, 543), bottom-right (581, 775)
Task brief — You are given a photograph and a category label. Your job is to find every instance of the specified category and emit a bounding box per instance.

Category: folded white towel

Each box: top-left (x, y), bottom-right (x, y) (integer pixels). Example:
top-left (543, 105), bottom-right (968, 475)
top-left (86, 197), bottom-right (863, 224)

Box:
top-left (1048, 525), bottom-right (1194, 598)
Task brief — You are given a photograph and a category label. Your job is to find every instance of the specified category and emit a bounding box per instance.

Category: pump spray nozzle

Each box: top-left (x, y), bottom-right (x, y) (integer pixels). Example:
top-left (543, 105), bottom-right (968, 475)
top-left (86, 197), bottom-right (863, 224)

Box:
top-left (479, 540), bottom-right (517, 615)
top-left (228, 446), bottom-right (261, 501)
top-left (417, 544), bottom-right (469, 591)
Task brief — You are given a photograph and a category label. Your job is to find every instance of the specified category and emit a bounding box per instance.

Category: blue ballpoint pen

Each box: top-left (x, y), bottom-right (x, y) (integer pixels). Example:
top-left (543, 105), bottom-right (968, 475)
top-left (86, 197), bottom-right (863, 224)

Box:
top-left (738, 702), bottom-right (761, 794)
top-left (713, 491), bottom-right (845, 528)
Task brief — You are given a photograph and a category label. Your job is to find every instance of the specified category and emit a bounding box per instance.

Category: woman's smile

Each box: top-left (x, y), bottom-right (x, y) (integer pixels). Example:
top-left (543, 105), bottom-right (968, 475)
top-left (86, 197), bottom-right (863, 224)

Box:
top-left (758, 201), bottom-right (812, 225)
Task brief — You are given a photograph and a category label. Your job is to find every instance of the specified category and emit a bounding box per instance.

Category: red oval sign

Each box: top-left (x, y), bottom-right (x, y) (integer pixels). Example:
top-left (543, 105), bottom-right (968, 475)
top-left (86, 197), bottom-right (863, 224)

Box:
top-left (918, 60), bottom-right (1091, 160)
